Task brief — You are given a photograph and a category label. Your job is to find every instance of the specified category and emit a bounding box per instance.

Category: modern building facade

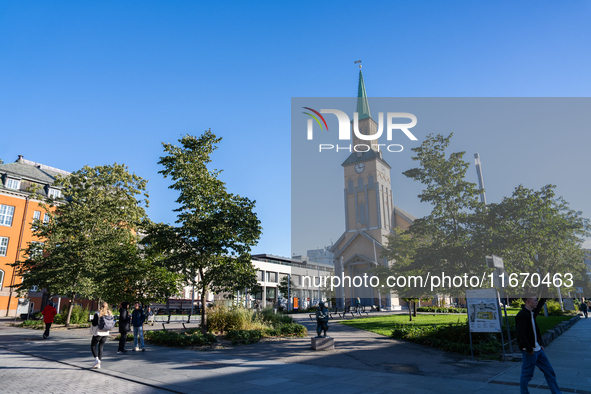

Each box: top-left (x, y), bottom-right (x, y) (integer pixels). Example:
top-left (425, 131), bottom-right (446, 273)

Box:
top-left (0, 156), bottom-right (69, 316)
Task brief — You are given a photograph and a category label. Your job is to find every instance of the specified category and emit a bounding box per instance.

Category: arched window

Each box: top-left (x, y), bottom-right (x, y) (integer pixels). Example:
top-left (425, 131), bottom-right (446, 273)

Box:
top-left (367, 175), bottom-right (374, 190)
top-left (357, 178), bottom-right (364, 190)
top-left (347, 179), bottom-right (354, 194)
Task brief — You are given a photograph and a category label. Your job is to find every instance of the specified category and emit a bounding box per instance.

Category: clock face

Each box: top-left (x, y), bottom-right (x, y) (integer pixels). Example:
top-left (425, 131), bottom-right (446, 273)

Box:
top-left (354, 162), bottom-right (365, 174)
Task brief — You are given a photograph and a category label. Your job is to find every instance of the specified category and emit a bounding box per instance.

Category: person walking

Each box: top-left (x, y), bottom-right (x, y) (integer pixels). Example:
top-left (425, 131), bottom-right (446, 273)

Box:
top-left (131, 302), bottom-right (146, 351)
top-left (147, 307), bottom-right (155, 326)
top-left (516, 297), bottom-right (562, 394)
top-left (90, 302), bottom-right (114, 369)
top-left (579, 300), bottom-right (588, 318)
top-left (117, 301), bottom-right (131, 354)
top-left (41, 301), bottom-right (57, 339)
top-left (356, 297), bottom-right (362, 316)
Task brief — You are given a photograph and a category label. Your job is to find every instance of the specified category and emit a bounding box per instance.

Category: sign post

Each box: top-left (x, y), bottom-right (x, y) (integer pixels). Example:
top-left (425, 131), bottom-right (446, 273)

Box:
top-left (465, 288), bottom-right (505, 360)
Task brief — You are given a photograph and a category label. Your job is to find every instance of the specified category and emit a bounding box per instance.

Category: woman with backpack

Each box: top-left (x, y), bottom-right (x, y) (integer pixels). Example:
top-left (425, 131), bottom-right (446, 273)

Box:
top-left (90, 302), bottom-right (114, 369)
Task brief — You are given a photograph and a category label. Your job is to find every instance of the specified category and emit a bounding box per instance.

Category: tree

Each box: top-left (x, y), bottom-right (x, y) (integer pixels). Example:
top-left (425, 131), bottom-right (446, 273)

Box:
top-left (483, 185), bottom-right (590, 297)
top-left (99, 241), bottom-right (185, 307)
top-left (385, 133), bottom-right (485, 297)
top-left (277, 275), bottom-right (295, 300)
top-left (382, 133), bottom-right (591, 301)
top-left (11, 164), bottom-right (150, 326)
top-left (144, 131), bottom-right (262, 333)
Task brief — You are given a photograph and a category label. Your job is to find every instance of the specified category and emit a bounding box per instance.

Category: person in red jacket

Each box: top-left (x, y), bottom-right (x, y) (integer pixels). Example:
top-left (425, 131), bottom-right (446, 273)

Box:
top-left (42, 302), bottom-right (58, 339)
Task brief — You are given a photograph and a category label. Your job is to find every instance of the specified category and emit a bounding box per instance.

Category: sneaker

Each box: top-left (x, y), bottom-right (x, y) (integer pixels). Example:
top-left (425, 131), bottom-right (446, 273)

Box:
top-left (141, 348), bottom-right (145, 352)
top-left (117, 351), bottom-right (124, 354)
top-left (92, 360), bottom-right (100, 369)
top-left (42, 335), bottom-right (47, 339)
top-left (133, 347), bottom-right (139, 351)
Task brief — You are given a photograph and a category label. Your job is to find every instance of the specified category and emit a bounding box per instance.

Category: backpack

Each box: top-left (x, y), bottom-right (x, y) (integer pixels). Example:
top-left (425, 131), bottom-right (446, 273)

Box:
top-left (98, 314), bottom-right (115, 331)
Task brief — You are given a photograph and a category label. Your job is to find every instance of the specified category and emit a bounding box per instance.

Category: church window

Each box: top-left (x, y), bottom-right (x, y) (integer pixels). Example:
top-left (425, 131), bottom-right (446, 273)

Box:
top-left (358, 202), bottom-right (366, 224)
top-left (347, 179), bottom-right (354, 194)
top-left (357, 178), bottom-right (364, 190)
top-left (367, 175), bottom-right (374, 189)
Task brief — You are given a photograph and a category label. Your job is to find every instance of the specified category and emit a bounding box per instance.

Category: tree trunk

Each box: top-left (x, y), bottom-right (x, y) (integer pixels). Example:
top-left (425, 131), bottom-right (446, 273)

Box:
top-left (65, 295), bottom-right (75, 327)
top-left (413, 300), bottom-right (417, 317)
top-left (200, 287), bottom-right (208, 335)
top-left (166, 298), bottom-right (171, 324)
top-left (408, 300), bottom-right (413, 322)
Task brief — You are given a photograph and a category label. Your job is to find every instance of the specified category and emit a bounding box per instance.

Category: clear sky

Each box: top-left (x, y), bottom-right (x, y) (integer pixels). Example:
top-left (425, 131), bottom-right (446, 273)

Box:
top-left (1, 1), bottom-right (590, 257)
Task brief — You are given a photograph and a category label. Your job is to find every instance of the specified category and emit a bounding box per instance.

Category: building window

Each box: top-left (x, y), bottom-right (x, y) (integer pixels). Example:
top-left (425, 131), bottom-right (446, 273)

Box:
top-left (5, 178), bottom-right (20, 190)
top-left (257, 270), bottom-right (264, 281)
top-left (0, 237), bottom-right (8, 256)
top-left (266, 271), bottom-right (278, 283)
top-left (0, 205), bottom-right (15, 226)
top-left (43, 213), bottom-right (50, 224)
top-left (48, 188), bottom-right (61, 198)
top-left (33, 211), bottom-right (41, 221)
top-left (29, 241), bottom-right (43, 259)
top-left (292, 275), bottom-right (300, 286)
top-left (0, 269), bottom-right (4, 290)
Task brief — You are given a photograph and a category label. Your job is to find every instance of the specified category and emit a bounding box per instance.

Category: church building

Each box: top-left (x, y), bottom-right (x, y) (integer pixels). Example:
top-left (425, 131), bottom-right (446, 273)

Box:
top-left (329, 69), bottom-right (416, 310)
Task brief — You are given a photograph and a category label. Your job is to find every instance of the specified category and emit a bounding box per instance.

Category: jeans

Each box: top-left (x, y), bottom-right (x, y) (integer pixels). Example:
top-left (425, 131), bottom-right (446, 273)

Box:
top-left (133, 325), bottom-right (144, 349)
top-left (520, 350), bottom-right (562, 394)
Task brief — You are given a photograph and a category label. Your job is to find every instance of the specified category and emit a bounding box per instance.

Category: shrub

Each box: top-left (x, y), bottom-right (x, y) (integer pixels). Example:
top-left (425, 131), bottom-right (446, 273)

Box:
top-left (545, 300), bottom-right (563, 316)
top-left (416, 306), bottom-right (467, 314)
top-left (144, 329), bottom-right (216, 347)
top-left (54, 305), bottom-right (93, 325)
top-left (208, 306), bottom-right (267, 333)
top-left (510, 299), bottom-right (524, 308)
top-left (226, 329), bottom-right (263, 345)
top-left (391, 321), bottom-right (503, 358)
top-left (19, 320), bottom-right (44, 329)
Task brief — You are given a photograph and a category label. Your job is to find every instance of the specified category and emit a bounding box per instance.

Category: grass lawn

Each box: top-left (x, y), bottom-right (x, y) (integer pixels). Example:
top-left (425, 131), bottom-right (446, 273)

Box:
top-left (340, 313), bottom-right (574, 337)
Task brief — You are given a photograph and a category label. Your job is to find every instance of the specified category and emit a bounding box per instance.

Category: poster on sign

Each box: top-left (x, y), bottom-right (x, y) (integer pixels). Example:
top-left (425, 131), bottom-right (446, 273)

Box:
top-left (465, 289), bottom-right (502, 333)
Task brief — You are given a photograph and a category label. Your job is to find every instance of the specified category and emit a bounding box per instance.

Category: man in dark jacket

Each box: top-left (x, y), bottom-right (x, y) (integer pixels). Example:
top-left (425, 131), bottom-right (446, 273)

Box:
top-left (516, 297), bottom-right (561, 394)
top-left (117, 302), bottom-right (131, 354)
top-left (41, 302), bottom-right (57, 339)
top-left (131, 302), bottom-right (146, 351)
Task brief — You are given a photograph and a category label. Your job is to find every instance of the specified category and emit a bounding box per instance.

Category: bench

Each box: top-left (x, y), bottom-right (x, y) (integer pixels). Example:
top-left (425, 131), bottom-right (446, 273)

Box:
top-left (160, 317), bottom-right (200, 331)
top-left (308, 308), bottom-right (339, 321)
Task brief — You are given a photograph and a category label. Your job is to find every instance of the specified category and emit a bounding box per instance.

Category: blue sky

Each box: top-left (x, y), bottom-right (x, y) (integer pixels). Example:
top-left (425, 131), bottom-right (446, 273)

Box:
top-left (1, 1), bottom-right (590, 257)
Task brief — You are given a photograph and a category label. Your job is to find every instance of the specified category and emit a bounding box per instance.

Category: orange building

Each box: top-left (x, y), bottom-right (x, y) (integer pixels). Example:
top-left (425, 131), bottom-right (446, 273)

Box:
top-left (0, 155), bottom-right (71, 316)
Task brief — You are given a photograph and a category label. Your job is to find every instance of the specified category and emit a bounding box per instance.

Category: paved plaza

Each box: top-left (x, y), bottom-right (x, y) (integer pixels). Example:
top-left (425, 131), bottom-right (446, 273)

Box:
top-left (1, 314), bottom-right (590, 393)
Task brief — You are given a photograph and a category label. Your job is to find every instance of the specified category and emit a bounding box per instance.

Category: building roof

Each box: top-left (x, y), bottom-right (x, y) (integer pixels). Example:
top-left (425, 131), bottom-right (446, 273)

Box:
top-left (357, 69), bottom-right (371, 120)
top-left (0, 156), bottom-right (70, 196)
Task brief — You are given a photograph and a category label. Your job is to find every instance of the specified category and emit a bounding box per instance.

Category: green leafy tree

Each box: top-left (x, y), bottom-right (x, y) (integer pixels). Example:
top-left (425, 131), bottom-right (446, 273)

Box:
top-left (144, 131), bottom-right (262, 333)
top-left (11, 164), bottom-right (150, 326)
top-left (387, 133), bottom-right (485, 296)
top-left (382, 133), bottom-right (590, 302)
top-left (277, 275), bottom-right (295, 300)
top-left (99, 241), bottom-right (185, 306)
top-left (483, 185), bottom-right (591, 297)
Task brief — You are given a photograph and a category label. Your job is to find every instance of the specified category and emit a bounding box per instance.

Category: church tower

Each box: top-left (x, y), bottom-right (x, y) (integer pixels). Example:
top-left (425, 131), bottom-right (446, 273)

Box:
top-left (329, 68), bottom-right (415, 310)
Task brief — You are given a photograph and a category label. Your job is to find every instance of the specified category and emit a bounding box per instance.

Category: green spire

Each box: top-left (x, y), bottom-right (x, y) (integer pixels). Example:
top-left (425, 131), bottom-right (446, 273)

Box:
top-left (356, 69), bottom-right (371, 120)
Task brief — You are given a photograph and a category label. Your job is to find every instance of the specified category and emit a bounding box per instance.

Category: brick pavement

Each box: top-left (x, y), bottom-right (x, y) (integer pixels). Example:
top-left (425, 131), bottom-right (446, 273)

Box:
top-left (0, 348), bottom-right (169, 394)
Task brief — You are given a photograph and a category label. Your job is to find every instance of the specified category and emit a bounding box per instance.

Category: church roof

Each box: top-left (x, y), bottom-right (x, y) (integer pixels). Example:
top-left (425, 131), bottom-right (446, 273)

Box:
top-left (341, 149), bottom-right (391, 169)
top-left (357, 69), bottom-right (371, 120)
